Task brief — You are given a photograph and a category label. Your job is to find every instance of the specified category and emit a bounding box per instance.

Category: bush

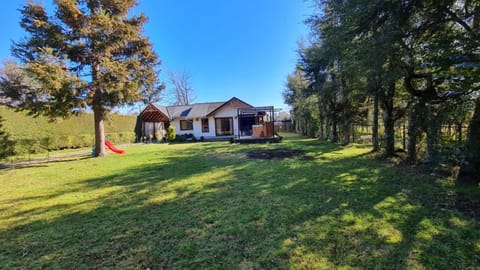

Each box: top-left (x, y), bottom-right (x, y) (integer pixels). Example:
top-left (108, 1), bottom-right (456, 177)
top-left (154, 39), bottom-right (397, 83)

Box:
top-left (174, 135), bottom-right (187, 143)
top-left (40, 137), bottom-right (54, 152)
top-left (56, 135), bottom-right (74, 149)
top-left (119, 132), bottom-right (135, 144)
top-left (15, 139), bottom-right (41, 158)
top-left (166, 125), bottom-right (176, 142)
top-left (77, 134), bottom-right (94, 148)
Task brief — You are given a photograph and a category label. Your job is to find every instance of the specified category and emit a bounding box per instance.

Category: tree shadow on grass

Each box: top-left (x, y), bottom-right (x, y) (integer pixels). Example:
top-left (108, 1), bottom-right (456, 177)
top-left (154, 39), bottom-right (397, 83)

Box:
top-left (0, 141), bottom-right (479, 269)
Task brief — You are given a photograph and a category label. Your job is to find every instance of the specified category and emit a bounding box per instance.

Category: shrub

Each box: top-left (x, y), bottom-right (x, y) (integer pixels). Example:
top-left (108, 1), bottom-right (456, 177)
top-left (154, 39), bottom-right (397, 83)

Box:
top-left (119, 132), bottom-right (135, 144)
top-left (15, 139), bottom-right (40, 159)
top-left (106, 133), bottom-right (120, 144)
top-left (173, 134), bottom-right (187, 143)
top-left (78, 134), bottom-right (94, 148)
top-left (56, 135), bottom-right (74, 149)
top-left (40, 137), bottom-right (54, 152)
top-left (166, 125), bottom-right (176, 142)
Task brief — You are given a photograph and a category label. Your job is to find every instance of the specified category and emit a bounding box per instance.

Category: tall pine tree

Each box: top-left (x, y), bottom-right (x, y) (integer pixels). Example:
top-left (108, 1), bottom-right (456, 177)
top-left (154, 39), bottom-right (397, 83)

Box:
top-left (0, 115), bottom-right (14, 159)
top-left (9, 0), bottom-right (160, 156)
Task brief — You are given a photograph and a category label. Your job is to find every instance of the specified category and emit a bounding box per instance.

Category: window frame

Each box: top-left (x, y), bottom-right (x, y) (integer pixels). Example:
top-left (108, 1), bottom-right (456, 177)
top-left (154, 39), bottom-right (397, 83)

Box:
top-left (179, 119), bottom-right (194, 131)
top-left (201, 118), bottom-right (209, 133)
top-left (215, 117), bottom-right (233, 136)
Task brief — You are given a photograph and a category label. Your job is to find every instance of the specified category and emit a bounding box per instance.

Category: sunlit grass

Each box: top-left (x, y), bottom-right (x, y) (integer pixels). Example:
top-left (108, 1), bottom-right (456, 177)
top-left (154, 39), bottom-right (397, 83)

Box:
top-left (0, 134), bottom-right (479, 269)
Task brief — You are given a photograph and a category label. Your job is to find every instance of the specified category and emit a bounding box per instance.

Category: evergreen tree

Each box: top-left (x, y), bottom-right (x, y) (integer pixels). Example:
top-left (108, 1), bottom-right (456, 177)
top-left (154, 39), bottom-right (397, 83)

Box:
top-left (7, 0), bottom-right (160, 156)
top-left (0, 115), bottom-right (14, 159)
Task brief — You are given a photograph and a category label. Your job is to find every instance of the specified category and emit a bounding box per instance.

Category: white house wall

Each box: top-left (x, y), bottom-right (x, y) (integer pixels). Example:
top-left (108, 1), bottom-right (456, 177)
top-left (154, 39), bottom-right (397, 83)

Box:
top-left (172, 117), bottom-right (216, 138)
top-left (170, 102), bottom-right (250, 138)
top-left (212, 104), bottom-right (240, 137)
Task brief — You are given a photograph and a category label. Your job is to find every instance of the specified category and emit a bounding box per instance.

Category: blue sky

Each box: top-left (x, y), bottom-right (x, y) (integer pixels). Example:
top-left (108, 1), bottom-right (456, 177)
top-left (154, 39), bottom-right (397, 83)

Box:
top-left (0, 0), bottom-right (313, 113)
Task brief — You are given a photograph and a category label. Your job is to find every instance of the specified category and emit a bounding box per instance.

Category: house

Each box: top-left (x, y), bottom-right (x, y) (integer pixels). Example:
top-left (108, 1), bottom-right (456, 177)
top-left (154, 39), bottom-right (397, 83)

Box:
top-left (138, 97), bottom-right (275, 140)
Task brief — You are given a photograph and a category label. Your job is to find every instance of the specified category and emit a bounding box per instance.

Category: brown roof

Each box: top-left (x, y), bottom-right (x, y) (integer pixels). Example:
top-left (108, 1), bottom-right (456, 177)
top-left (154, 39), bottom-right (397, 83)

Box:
top-left (140, 97), bottom-right (254, 122)
top-left (140, 103), bottom-right (170, 122)
top-left (206, 97), bottom-right (252, 117)
top-left (166, 102), bottom-right (224, 119)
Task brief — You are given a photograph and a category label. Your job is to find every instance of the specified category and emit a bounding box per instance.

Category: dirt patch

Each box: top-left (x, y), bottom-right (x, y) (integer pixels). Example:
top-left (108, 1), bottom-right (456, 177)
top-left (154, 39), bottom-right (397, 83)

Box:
top-left (246, 148), bottom-right (313, 160)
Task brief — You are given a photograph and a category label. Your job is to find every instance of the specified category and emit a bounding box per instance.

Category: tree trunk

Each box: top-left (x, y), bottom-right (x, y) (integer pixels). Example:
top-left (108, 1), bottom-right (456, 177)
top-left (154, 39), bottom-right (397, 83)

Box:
top-left (352, 125), bottom-right (355, 143)
top-left (93, 89), bottom-right (106, 157)
top-left (331, 116), bottom-right (338, 143)
top-left (381, 83), bottom-right (396, 156)
top-left (406, 102), bottom-right (420, 164)
top-left (456, 121), bottom-right (463, 144)
top-left (457, 98), bottom-right (480, 186)
top-left (372, 95), bottom-right (379, 151)
top-left (303, 118), bottom-right (308, 136)
top-left (319, 112), bottom-right (325, 140)
top-left (342, 119), bottom-right (350, 145)
top-left (325, 114), bottom-right (331, 141)
top-left (424, 103), bottom-right (440, 163)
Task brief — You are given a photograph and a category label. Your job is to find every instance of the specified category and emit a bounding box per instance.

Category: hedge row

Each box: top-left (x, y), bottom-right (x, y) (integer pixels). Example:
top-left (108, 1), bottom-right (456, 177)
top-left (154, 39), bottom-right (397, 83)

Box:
top-left (14, 132), bottom-right (135, 155)
top-left (0, 106), bottom-right (137, 141)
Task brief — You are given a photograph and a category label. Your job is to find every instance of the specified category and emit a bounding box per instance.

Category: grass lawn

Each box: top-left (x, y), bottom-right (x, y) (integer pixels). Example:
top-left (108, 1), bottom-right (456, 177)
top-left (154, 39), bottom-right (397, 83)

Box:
top-left (1, 134), bottom-right (479, 269)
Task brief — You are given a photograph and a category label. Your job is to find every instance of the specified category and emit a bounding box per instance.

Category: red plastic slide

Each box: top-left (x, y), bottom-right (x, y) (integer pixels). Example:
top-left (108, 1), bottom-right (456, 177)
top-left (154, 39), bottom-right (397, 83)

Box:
top-left (105, 140), bottom-right (125, 154)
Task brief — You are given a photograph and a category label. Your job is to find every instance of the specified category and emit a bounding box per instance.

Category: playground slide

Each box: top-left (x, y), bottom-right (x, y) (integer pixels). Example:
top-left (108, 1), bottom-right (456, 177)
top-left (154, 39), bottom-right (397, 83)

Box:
top-left (105, 140), bottom-right (125, 154)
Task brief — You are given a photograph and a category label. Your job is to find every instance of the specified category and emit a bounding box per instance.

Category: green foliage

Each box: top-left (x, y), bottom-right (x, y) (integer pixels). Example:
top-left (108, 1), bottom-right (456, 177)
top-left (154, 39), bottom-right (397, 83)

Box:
top-left (166, 125), bottom-right (176, 142)
top-left (15, 139), bottom-right (40, 158)
top-left (5, 0), bottom-right (162, 156)
top-left (0, 115), bottom-right (14, 158)
top-left (106, 132), bottom-right (135, 145)
top-left (39, 136), bottom-right (54, 152)
top-left (0, 135), bottom-right (479, 268)
top-left (289, 0), bottom-right (479, 166)
top-left (0, 106), bottom-right (136, 154)
top-left (283, 68), bottom-right (320, 138)
top-left (171, 133), bottom-right (198, 143)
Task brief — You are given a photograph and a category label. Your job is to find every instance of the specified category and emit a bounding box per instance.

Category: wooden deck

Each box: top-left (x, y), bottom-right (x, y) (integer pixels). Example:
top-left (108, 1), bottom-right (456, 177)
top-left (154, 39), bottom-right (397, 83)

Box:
top-left (234, 136), bottom-right (282, 144)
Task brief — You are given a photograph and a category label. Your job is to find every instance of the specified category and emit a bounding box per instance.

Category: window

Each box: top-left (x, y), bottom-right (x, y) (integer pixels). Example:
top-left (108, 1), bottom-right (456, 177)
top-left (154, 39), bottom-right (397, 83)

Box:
top-left (215, 117), bottom-right (233, 136)
top-left (180, 120), bottom-right (193, 130)
top-left (201, 118), bottom-right (209, 133)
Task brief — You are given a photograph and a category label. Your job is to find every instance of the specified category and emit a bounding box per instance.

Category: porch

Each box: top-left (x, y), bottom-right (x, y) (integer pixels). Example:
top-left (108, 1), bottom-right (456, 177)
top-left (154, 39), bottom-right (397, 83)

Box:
top-left (237, 106), bottom-right (275, 139)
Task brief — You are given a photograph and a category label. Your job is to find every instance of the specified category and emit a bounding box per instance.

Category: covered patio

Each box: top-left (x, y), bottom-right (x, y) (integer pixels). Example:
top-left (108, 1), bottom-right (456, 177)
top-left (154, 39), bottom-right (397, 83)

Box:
top-left (236, 106), bottom-right (278, 142)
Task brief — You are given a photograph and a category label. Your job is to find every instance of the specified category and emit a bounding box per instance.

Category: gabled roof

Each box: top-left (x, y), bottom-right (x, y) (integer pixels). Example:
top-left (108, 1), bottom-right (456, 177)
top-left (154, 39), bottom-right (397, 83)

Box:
top-left (140, 97), bottom-right (254, 121)
top-left (140, 103), bottom-right (170, 122)
top-left (206, 97), bottom-right (253, 117)
top-left (166, 102), bottom-right (224, 119)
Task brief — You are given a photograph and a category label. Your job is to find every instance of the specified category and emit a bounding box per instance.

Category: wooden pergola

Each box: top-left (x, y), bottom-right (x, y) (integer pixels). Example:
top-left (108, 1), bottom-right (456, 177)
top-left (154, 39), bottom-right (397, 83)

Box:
top-left (138, 104), bottom-right (170, 141)
top-left (140, 104), bottom-right (170, 123)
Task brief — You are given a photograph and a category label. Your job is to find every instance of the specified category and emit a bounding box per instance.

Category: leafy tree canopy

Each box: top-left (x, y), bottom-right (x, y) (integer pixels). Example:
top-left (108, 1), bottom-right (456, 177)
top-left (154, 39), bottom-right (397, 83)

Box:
top-left (5, 0), bottom-right (162, 156)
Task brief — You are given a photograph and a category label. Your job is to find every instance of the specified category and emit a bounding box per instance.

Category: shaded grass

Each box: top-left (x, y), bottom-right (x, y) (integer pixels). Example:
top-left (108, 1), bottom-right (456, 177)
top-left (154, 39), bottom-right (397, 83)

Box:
top-left (0, 134), bottom-right (479, 269)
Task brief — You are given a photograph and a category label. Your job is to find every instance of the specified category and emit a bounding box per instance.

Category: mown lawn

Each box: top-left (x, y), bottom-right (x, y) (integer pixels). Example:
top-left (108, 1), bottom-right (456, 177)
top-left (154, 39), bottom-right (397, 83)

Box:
top-left (0, 134), bottom-right (479, 269)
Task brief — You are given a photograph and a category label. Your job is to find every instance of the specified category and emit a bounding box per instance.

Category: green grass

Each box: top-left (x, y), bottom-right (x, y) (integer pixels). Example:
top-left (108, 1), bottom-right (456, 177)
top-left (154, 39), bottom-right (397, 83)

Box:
top-left (0, 134), bottom-right (479, 269)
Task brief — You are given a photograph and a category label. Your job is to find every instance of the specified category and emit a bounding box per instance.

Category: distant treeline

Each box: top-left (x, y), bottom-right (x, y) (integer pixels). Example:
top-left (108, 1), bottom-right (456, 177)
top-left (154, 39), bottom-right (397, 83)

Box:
top-left (0, 106), bottom-right (136, 154)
